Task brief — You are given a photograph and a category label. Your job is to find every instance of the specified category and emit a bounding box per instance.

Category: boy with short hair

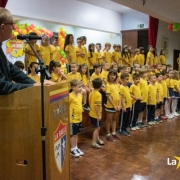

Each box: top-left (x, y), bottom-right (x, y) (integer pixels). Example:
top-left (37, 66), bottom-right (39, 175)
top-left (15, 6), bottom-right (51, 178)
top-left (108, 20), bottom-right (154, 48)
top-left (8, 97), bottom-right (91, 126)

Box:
top-left (90, 64), bottom-right (103, 82)
top-left (119, 73), bottom-right (132, 136)
top-left (147, 74), bottom-right (157, 125)
top-left (50, 36), bottom-right (60, 62)
top-left (89, 78), bottom-right (104, 149)
top-left (133, 48), bottom-right (141, 65)
top-left (137, 69), bottom-right (149, 127)
top-left (95, 43), bottom-right (103, 65)
top-left (28, 62), bottom-right (40, 83)
top-left (111, 44), bottom-right (119, 65)
top-left (69, 79), bottom-right (84, 157)
top-left (130, 73), bottom-right (142, 130)
top-left (146, 45), bottom-right (154, 65)
top-left (75, 37), bottom-right (85, 65)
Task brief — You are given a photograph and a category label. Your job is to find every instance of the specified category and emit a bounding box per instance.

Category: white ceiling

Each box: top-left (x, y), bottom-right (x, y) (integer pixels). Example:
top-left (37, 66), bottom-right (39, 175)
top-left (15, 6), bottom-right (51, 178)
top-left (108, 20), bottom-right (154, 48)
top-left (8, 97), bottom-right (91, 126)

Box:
top-left (77, 0), bottom-right (132, 13)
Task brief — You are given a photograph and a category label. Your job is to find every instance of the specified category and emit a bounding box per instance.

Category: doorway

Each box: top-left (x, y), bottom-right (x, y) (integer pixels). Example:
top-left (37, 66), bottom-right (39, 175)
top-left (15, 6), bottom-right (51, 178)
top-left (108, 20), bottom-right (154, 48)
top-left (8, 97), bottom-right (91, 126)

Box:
top-left (173, 49), bottom-right (180, 70)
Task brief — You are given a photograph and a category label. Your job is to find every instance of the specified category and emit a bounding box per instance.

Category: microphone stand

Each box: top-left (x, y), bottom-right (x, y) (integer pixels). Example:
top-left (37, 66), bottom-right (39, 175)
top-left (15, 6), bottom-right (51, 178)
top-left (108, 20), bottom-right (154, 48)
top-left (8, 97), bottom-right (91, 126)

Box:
top-left (25, 38), bottom-right (51, 180)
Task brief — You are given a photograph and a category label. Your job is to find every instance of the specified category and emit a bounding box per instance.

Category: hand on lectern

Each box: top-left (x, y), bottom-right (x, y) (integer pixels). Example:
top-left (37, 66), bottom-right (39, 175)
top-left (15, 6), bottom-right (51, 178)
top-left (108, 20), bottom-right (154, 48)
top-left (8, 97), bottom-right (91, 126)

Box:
top-left (33, 80), bottom-right (56, 86)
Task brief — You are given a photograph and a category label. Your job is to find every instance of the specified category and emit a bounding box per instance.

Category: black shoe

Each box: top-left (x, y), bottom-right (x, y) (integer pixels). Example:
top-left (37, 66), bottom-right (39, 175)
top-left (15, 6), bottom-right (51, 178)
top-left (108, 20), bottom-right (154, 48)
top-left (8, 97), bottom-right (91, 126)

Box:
top-left (83, 104), bottom-right (90, 111)
top-left (119, 130), bottom-right (128, 136)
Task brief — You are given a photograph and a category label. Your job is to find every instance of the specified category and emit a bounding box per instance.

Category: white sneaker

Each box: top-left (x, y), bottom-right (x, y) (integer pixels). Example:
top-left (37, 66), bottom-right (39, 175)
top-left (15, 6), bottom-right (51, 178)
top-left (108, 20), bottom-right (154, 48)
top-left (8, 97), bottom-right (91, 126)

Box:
top-left (70, 149), bottom-right (80, 157)
top-left (76, 148), bottom-right (84, 156)
top-left (169, 114), bottom-right (174, 118)
top-left (173, 112), bottom-right (179, 117)
top-left (148, 122), bottom-right (153, 125)
top-left (135, 126), bottom-right (140, 130)
top-left (131, 127), bottom-right (136, 131)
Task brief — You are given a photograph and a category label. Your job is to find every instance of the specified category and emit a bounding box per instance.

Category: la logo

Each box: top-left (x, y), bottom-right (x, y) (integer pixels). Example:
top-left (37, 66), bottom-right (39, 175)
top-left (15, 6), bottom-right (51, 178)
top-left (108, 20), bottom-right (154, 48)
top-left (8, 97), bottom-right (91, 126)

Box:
top-left (167, 156), bottom-right (180, 169)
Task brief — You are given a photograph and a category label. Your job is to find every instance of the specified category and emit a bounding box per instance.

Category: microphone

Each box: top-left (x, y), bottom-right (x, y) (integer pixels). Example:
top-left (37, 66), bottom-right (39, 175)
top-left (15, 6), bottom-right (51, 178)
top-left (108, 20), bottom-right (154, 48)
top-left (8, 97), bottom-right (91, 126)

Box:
top-left (17, 34), bottom-right (42, 40)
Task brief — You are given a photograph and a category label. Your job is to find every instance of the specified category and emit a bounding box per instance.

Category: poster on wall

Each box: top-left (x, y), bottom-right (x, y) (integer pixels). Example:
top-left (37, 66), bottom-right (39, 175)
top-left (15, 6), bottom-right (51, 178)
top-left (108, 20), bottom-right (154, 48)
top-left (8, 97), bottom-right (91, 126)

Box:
top-left (5, 38), bottom-right (25, 63)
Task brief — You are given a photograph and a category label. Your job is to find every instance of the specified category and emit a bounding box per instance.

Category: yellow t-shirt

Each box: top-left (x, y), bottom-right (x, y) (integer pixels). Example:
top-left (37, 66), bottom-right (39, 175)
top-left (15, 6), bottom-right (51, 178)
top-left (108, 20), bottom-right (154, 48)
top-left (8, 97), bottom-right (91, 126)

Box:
top-left (67, 72), bottom-right (82, 82)
top-left (82, 74), bottom-right (89, 86)
top-left (173, 79), bottom-right (179, 92)
top-left (101, 70), bottom-right (108, 80)
top-left (90, 72), bottom-right (103, 82)
top-left (166, 78), bottom-right (174, 88)
top-left (128, 53), bottom-right (133, 67)
top-left (134, 54), bottom-right (141, 64)
top-left (148, 84), bottom-right (157, 105)
top-left (111, 51), bottom-right (119, 64)
top-left (161, 79), bottom-right (167, 98)
top-left (153, 55), bottom-right (159, 65)
top-left (69, 92), bottom-right (83, 123)
top-left (28, 73), bottom-right (40, 83)
top-left (95, 51), bottom-right (102, 65)
top-left (130, 84), bottom-right (142, 104)
top-left (50, 45), bottom-right (60, 61)
top-left (82, 45), bottom-right (87, 61)
top-left (25, 44), bottom-right (40, 66)
top-left (50, 72), bottom-right (60, 82)
top-left (106, 83), bottom-right (120, 108)
top-left (89, 90), bottom-right (102, 118)
top-left (117, 52), bottom-right (122, 65)
top-left (146, 52), bottom-right (154, 65)
top-left (156, 82), bottom-right (163, 102)
top-left (128, 73), bottom-right (133, 83)
top-left (139, 78), bottom-right (149, 103)
top-left (101, 50), bottom-right (111, 68)
top-left (139, 54), bottom-right (145, 66)
top-left (122, 54), bottom-right (130, 66)
top-left (120, 85), bottom-right (132, 108)
top-left (65, 44), bottom-right (76, 63)
top-left (155, 69), bottom-right (160, 73)
top-left (40, 45), bottom-right (52, 66)
top-left (75, 46), bottom-right (86, 65)
top-left (87, 52), bottom-right (97, 70)
top-left (159, 55), bottom-right (166, 65)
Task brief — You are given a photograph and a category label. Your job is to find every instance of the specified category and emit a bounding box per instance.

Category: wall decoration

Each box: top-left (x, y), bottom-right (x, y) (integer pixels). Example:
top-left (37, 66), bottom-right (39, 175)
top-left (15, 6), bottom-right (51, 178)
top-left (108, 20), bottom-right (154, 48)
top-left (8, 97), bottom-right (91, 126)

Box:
top-left (161, 36), bottom-right (168, 57)
top-left (6, 39), bottom-right (24, 58)
top-left (12, 23), bottom-right (53, 38)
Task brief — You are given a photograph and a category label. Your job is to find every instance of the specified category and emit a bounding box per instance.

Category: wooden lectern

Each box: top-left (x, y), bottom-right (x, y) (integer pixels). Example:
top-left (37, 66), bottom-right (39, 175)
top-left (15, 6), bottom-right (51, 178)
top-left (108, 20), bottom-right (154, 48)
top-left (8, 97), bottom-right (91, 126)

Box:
top-left (0, 82), bottom-right (70, 180)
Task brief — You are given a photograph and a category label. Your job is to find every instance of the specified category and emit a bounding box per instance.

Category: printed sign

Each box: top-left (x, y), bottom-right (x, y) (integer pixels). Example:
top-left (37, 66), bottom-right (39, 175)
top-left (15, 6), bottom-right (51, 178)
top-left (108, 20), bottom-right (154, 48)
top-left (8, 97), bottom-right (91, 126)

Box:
top-left (54, 122), bottom-right (67, 173)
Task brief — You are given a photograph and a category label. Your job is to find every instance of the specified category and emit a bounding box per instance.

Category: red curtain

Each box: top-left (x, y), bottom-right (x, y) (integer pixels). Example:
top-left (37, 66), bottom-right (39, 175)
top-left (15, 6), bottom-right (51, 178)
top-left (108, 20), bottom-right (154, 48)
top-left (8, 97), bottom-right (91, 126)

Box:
top-left (0, 0), bottom-right (8, 7)
top-left (148, 16), bottom-right (159, 48)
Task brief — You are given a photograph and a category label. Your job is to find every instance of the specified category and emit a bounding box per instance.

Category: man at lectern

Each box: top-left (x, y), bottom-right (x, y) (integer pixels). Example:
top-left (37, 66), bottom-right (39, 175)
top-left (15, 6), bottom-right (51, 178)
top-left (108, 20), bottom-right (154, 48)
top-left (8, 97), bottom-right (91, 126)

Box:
top-left (0, 8), bottom-right (52, 95)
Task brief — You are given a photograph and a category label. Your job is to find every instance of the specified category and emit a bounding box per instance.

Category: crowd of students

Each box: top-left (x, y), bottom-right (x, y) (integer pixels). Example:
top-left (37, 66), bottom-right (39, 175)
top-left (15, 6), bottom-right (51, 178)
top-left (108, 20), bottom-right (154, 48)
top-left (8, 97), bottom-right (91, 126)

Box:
top-left (14, 33), bottom-right (180, 158)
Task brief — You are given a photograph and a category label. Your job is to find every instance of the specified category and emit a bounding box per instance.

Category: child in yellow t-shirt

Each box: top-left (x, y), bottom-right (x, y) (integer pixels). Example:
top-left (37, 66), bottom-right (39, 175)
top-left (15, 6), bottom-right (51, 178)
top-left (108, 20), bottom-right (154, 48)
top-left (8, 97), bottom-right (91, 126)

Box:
top-left (159, 49), bottom-right (166, 65)
top-left (160, 70), bottom-right (168, 119)
top-left (78, 63), bottom-right (91, 93)
top-left (119, 73), bottom-right (132, 136)
top-left (105, 70), bottom-right (121, 141)
top-left (121, 46), bottom-right (130, 66)
top-left (90, 64), bottom-right (103, 82)
top-left (116, 44), bottom-right (122, 65)
top-left (49, 61), bottom-right (67, 82)
top-left (138, 69), bottom-right (148, 127)
top-left (146, 45), bottom-right (154, 65)
top-left (95, 43), bottom-right (103, 65)
top-left (67, 62), bottom-right (90, 110)
top-left (89, 78), bottom-right (104, 148)
top-left (64, 34), bottom-right (76, 72)
top-left (75, 37), bottom-right (86, 65)
top-left (101, 43), bottom-right (111, 68)
top-left (81, 36), bottom-right (88, 63)
top-left (101, 62), bottom-right (109, 84)
top-left (88, 43), bottom-right (97, 76)
top-left (111, 44), bottom-right (119, 65)
top-left (130, 73), bottom-right (142, 130)
top-left (69, 79), bottom-right (84, 157)
top-left (155, 73), bottom-right (163, 122)
top-left (139, 47), bottom-right (145, 66)
top-left (155, 63), bottom-right (162, 73)
top-left (28, 62), bottom-right (40, 83)
top-left (40, 35), bottom-right (53, 68)
top-left (50, 36), bottom-right (60, 62)
top-left (24, 32), bottom-right (40, 73)
top-left (147, 74), bottom-right (157, 125)
top-left (133, 48), bottom-right (141, 65)
top-left (132, 64), bottom-right (140, 75)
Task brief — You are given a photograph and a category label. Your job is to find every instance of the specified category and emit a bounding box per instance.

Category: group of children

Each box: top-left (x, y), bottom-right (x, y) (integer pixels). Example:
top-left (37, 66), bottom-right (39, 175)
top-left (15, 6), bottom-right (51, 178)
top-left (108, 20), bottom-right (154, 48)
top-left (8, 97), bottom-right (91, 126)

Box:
top-left (14, 33), bottom-right (180, 158)
top-left (66, 61), bottom-right (180, 157)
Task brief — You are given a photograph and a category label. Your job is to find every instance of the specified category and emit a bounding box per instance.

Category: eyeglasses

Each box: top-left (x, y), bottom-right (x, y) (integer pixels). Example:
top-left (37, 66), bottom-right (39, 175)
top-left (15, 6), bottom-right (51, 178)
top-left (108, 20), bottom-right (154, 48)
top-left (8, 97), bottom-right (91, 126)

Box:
top-left (2, 22), bottom-right (15, 27)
